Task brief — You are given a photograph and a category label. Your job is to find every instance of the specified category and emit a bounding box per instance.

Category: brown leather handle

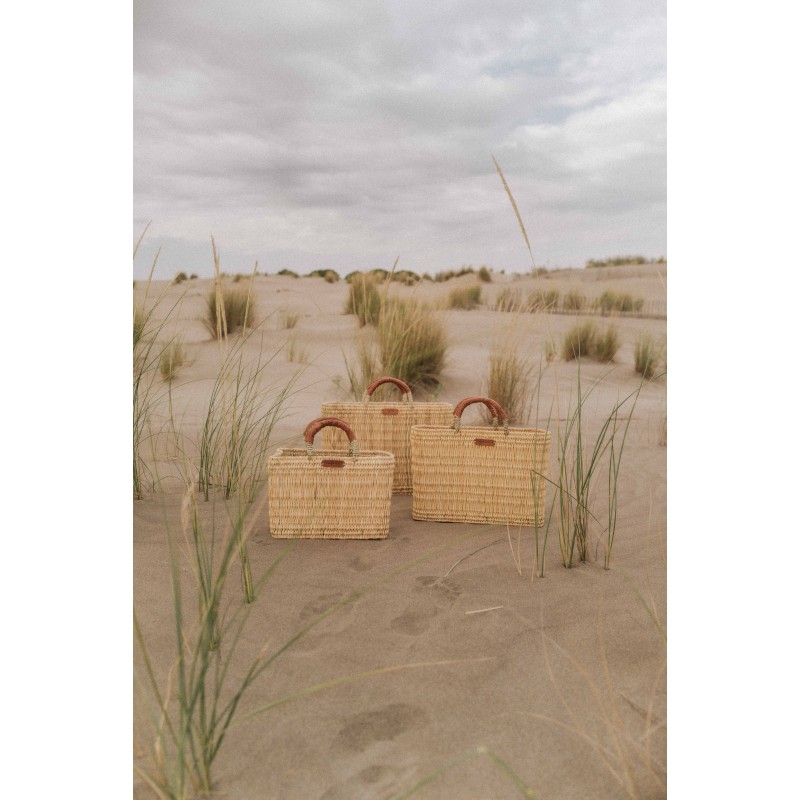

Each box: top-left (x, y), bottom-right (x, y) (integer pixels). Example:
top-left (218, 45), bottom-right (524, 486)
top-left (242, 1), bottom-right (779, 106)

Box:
top-left (303, 417), bottom-right (356, 445)
top-left (364, 376), bottom-right (412, 400)
top-left (453, 397), bottom-right (507, 421)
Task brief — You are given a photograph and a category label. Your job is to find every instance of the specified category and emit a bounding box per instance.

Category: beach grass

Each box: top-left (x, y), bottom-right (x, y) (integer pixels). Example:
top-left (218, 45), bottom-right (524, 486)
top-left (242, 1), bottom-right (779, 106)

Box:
top-left (377, 297), bottom-right (447, 390)
top-left (159, 338), bottom-right (187, 383)
top-left (344, 273), bottom-right (381, 327)
top-left (634, 334), bottom-right (659, 379)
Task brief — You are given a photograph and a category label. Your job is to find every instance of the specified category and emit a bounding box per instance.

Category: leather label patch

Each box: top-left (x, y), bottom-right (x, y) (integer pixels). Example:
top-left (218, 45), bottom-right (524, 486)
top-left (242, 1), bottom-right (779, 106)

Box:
top-left (321, 459), bottom-right (346, 468)
top-left (382, 407), bottom-right (400, 415)
top-left (474, 438), bottom-right (495, 447)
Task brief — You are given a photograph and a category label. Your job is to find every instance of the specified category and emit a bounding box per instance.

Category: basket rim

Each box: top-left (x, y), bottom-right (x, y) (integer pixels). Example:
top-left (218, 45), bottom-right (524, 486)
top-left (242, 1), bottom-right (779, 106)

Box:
top-left (271, 447), bottom-right (396, 459)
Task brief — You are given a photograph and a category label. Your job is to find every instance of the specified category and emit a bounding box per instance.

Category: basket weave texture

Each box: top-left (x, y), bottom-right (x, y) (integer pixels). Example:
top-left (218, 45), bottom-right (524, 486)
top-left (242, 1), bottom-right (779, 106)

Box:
top-left (411, 397), bottom-right (551, 526)
top-left (321, 377), bottom-right (452, 494)
top-left (268, 417), bottom-right (394, 539)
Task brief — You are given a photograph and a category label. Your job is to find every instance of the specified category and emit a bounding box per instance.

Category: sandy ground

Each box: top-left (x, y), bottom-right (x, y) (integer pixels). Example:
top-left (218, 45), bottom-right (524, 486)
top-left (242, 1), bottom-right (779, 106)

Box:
top-left (133, 264), bottom-right (667, 799)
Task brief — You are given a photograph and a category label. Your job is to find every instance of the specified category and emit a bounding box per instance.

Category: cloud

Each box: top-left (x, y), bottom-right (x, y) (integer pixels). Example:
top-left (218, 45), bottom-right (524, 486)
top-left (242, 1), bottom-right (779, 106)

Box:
top-left (133, 0), bottom-right (666, 277)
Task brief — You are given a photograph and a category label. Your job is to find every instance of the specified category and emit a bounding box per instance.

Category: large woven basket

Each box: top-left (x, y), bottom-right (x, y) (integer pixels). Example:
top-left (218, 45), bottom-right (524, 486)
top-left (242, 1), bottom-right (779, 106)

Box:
top-left (321, 376), bottom-right (452, 494)
top-left (411, 397), bottom-right (551, 526)
top-left (268, 417), bottom-right (394, 539)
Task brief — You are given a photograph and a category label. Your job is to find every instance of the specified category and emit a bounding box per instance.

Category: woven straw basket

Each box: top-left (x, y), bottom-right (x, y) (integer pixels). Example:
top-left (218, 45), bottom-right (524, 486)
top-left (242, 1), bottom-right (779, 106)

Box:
top-left (320, 377), bottom-right (452, 494)
top-left (411, 397), bottom-right (551, 526)
top-left (268, 417), bottom-right (394, 539)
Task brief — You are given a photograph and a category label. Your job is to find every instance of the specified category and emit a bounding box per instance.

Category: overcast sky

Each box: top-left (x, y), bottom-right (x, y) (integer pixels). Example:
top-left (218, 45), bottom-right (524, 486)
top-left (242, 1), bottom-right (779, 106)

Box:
top-left (133, 0), bottom-right (666, 279)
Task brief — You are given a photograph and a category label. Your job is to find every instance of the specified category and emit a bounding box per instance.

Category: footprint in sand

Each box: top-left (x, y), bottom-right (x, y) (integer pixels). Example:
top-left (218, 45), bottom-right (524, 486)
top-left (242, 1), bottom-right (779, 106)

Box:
top-left (349, 556), bottom-right (370, 572)
top-left (389, 604), bottom-right (438, 635)
top-left (414, 575), bottom-right (462, 603)
top-left (298, 593), bottom-right (351, 621)
top-left (333, 703), bottom-right (428, 753)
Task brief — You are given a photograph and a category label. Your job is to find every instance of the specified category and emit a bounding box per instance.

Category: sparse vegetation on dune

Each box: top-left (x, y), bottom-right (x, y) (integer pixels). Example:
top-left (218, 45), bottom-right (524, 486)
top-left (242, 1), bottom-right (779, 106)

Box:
top-left (586, 255), bottom-right (665, 268)
top-left (596, 289), bottom-right (645, 315)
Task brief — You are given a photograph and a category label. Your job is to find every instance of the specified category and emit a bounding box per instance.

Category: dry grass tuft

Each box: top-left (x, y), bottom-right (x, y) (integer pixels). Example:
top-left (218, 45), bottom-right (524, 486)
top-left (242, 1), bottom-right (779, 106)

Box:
top-left (159, 339), bottom-right (187, 382)
top-left (204, 284), bottom-right (256, 339)
top-left (561, 321), bottom-right (597, 361)
top-left (634, 335), bottom-right (660, 379)
top-left (345, 273), bottom-right (382, 326)
top-left (592, 325), bottom-right (621, 363)
top-left (447, 284), bottom-right (482, 310)
top-left (377, 297), bottom-right (447, 390)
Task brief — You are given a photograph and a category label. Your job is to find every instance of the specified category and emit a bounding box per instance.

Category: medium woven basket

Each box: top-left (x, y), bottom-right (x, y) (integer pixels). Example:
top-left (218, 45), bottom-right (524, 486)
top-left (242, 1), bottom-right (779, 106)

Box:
top-left (411, 397), bottom-right (551, 526)
top-left (268, 417), bottom-right (394, 539)
top-left (321, 376), bottom-right (452, 494)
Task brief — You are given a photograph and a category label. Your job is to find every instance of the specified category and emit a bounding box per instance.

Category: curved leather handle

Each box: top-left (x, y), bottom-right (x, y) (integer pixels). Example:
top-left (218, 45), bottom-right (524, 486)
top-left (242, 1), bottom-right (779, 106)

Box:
top-left (452, 397), bottom-right (509, 433)
top-left (453, 397), bottom-right (507, 421)
top-left (363, 376), bottom-right (413, 402)
top-left (304, 417), bottom-right (356, 445)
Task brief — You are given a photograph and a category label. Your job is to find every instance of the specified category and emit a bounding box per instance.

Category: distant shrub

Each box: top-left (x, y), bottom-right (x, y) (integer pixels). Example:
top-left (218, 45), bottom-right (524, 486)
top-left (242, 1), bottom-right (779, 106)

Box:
top-left (277, 269), bottom-right (299, 278)
top-left (393, 270), bottom-right (421, 285)
top-left (204, 285), bottom-right (256, 339)
top-left (345, 274), bottom-right (381, 327)
top-left (189, 274), bottom-right (198, 280)
top-left (306, 269), bottom-right (340, 282)
top-left (447, 284), bottom-right (482, 310)
top-left (586, 255), bottom-right (649, 268)
top-left (477, 266), bottom-right (492, 283)
top-left (173, 271), bottom-right (188, 284)
top-left (434, 266), bottom-right (475, 283)
top-left (562, 288), bottom-right (587, 312)
top-left (561, 321), bottom-right (597, 361)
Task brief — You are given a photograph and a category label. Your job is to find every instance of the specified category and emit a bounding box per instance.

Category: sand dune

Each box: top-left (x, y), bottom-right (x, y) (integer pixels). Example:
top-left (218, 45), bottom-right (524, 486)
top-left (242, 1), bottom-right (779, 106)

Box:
top-left (134, 264), bottom-right (666, 799)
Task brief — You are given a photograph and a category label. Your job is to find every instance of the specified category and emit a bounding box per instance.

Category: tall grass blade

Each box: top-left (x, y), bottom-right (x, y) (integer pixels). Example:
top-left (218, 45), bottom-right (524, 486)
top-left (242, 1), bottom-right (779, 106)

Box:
top-left (492, 155), bottom-right (535, 268)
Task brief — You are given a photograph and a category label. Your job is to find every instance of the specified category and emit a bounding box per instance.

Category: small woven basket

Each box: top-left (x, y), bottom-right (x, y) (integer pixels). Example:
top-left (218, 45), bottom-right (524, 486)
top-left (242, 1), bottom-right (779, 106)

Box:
top-left (321, 376), bottom-right (452, 494)
top-left (268, 417), bottom-right (394, 539)
top-left (411, 397), bottom-right (551, 526)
